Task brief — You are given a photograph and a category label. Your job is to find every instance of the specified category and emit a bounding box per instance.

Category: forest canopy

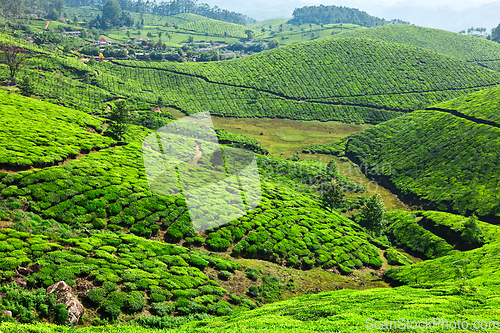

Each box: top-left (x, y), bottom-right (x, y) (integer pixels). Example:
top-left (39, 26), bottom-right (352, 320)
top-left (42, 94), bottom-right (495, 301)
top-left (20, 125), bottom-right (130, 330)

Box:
top-left (291, 4), bottom-right (410, 27)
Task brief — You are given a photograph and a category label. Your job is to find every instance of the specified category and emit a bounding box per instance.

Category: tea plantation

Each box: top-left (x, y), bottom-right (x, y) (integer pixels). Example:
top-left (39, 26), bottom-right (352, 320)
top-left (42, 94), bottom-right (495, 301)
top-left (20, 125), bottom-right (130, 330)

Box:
top-left (12, 30), bottom-right (500, 125)
top-left (336, 24), bottom-right (500, 71)
top-left (343, 88), bottom-right (500, 221)
top-left (3, 12), bottom-right (500, 333)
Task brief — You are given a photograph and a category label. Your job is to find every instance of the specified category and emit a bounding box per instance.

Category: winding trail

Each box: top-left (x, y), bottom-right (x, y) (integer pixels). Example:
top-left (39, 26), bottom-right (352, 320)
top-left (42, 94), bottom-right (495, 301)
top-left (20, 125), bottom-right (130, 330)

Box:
top-left (188, 143), bottom-right (203, 166)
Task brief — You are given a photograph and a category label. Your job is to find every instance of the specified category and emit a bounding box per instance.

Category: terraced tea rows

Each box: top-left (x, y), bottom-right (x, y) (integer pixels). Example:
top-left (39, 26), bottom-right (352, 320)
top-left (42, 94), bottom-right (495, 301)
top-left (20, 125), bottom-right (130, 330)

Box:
top-left (343, 89), bottom-right (500, 220)
top-left (0, 91), bottom-right (114, 169)
top-left (337, 25), bottom-right (500, 71)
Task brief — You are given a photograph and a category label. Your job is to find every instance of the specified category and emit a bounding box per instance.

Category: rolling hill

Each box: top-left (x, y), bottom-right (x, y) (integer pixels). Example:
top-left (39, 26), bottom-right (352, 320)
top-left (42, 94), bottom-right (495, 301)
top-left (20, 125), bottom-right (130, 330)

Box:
top-left (336, 24), bottom-right (500, 71)
top-left (101, 37), bottom-right (500, 123)
top-left (26, 35), bottom-right (500, 125)
top-left (342, 85), bottom-right (500, 221)
top-left (0, 91), bottom-right (389, 325)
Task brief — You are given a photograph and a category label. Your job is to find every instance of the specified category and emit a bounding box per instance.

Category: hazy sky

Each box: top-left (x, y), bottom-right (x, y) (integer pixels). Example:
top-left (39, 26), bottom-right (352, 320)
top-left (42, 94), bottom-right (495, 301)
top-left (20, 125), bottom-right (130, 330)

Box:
top-left (299, 0), bottom-right (499, 10)
top-left (202, 0), bottom-right (500, 31)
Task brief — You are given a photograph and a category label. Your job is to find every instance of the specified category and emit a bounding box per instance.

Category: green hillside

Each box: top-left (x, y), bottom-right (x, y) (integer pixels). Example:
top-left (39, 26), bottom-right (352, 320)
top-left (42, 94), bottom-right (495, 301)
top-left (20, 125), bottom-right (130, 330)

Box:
top-left (431, 86), bottom-right (500, 125)
top-left (27, 37), bottom-right (500, 125)
top-left (0, 92), bottom-right (391, 326)
top-left (336, 25), bottom-right (500, 71)
top-left (7, 29), bottom-right (500, 125)
top-left (3, 10), bottom-right (500, 333)
top-left (0, 91), bottom-right (114, 169)
top-left (343, 86), bottom-right (500, 221)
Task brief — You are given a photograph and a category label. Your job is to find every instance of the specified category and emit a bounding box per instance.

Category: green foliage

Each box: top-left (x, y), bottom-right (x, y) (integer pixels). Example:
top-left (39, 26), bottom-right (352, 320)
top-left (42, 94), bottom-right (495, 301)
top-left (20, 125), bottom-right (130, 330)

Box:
top-left (0, 90), bottom-right (112, 169)
top-left (433, 85), bottom-right (500, 125)
top-left (346, 99), bottom-right (500, 219)
top-left (246, 268), bottom-right (260, 281)
top-left (150, 302), bottom-right (174, 316)
top-left (320, 183), bottom-right (346, 212)
top-left (108, 100), bottom-right (130, 140)
top-left (125, 291), bottom-right (145, 313)
top-left (303, 138), bottom-right (346, 156)
top-left (17, 74), bottom-right (35, 97)
top-left (384, 247), bottom-right (412, 266)
top-left (54, 303), bottom-right (68, 325)
top-left (385, 210), bottom-right (455, 259)
top-left (358, 194), bottom-right (386, 235)
top-left (337, 24), bottom-right (500, 71)
top-left (461, 215), bottom-right (483, 246)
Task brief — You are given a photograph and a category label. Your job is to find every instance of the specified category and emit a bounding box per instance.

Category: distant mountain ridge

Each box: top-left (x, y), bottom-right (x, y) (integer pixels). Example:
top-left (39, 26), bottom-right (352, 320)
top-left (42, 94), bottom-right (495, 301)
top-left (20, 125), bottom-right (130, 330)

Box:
top-left (291, 4), bottom-right (409, 27)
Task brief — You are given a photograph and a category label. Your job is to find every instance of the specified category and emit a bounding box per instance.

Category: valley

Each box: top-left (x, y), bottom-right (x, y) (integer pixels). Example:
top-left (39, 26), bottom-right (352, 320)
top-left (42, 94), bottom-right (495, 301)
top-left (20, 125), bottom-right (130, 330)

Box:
top-left (1, 1), bottom-right (500, 332)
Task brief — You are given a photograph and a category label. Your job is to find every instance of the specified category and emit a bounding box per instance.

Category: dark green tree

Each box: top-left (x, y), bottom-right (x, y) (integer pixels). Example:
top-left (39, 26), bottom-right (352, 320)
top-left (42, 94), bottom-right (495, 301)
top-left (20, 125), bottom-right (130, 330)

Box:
top-left (244, 29), bottom-right (255, 40)
top-left (268, 39), bottom-right (279, 49)
top-left (321, 183), bottom-right (345, 212)
top-left (108, 100), bottom-right (130, 140)
top-left (358, 194), bottom-right (386, 235)
top-left (0, 43), bottom-right (27, 80)
top-left (18, 74), bottom-right (35, 96)
top-left (461, 215), bottom-right (483, 246)
top-left (157, 95), bottom-right (164, 107)
top-left (491, 23), bottom-right (500, 43)
top-left (102, 0), bottom-right (122, 27)
top-left (210, 148), bottom-right (224, 170)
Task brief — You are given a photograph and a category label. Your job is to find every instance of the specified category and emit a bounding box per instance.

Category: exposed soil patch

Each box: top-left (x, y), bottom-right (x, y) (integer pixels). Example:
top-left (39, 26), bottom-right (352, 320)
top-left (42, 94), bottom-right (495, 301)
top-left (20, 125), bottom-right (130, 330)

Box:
top-left (0, 221), bottom-right (14, 229)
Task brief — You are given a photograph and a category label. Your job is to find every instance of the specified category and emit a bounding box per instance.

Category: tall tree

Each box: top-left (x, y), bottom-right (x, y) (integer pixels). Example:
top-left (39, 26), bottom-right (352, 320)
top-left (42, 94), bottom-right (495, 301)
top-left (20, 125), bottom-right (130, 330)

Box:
top-left (321, 183), bottom-right (345, 212)
top-left (18, 74), bottom-right (35, 96)
top-left (358, 194), bottom-right (386, 235)
top-left (0, 43), bottom-right (28, 80)
top-left (491, 23), bottom-right (500, 43)
top-left (244, 29), bottom-right (254, 40)
top-left (108, 100), bottom-right (130, 140)
top-left (102, 0), bottom-right (122, 27)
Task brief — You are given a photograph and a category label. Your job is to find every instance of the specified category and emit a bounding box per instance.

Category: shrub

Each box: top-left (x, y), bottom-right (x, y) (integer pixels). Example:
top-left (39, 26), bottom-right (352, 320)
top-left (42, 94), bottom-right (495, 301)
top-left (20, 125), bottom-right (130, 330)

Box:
top-left (206, 237), bottom-right (231, 251)
top-left (246, 268), bottom-right (260, 281)
top-left (218, 270), bottom-right (232, 281)
top-left (86, 288), bottom-right (107, 305)
top-left (150, 293), bottom-right (167, 303)
top-left (189, 256), bottom-right (209, 269)
top-left (126, 291), bottom-right (146, 313)
top-left (55, 303), bottom-right (68, 324)
top-left (247, 286), bottom-right (259, 298)
top-left (151, 302), bottom-right (174, 317)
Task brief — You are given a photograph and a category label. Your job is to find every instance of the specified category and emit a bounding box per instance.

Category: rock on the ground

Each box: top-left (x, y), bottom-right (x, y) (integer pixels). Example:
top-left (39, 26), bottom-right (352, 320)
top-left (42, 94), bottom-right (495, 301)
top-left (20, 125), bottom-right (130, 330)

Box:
top-left (47, 281), bottom-right (84, 325)
top-left (1, 310), bottom-right (12, 317)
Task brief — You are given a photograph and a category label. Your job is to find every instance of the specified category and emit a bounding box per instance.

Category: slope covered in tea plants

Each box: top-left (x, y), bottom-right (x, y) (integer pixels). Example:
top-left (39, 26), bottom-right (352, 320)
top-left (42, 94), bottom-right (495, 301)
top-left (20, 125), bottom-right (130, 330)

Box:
top-left (101, 37), bottom-right (500, 123)
top-left (0, 90), bottom-right (115, 170)
top-left (3, 283), bottom-right (500, 332)
top-left (336, 25), bottom-right (500, 71)
top-left (430, 85), bottom-right (500, 125)
top-left (343, 87), bottom-right (500, 221)
top-left (13, 30), bottom-right (500, 125)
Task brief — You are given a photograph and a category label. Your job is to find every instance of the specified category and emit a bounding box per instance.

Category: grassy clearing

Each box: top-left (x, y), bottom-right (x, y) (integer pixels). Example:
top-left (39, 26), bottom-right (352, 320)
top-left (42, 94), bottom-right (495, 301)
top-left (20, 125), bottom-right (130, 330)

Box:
top-left (168, 108), bottom-right (370, 158)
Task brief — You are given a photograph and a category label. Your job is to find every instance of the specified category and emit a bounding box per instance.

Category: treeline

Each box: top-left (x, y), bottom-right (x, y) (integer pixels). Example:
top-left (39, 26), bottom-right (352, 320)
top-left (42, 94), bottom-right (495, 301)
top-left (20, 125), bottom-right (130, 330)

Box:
top-left (291, 5), bottom-right (409, 27)
top-left (0, 0), bottom-right (64, 18)
top-left (65, 0), bottom-right (254, 25)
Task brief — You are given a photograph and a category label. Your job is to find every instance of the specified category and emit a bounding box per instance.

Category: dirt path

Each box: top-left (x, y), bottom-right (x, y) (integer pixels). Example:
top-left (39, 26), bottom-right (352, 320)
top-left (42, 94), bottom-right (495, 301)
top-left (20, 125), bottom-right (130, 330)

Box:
top-left (0, 221), bottom-right (14, 229)
top-left (188, 143), bottom-right (202, 165)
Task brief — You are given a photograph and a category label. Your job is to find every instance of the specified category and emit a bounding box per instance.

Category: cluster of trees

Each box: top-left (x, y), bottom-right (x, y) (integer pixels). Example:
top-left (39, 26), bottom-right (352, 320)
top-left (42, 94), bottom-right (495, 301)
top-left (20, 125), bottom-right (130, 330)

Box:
top-left (459, 27), bottom-right (487, 35)
top-left (490, 23), bottom-right (500, 43)
top-left (291, 5), bottom-right (410, 27)
top-left (85, 0), bottom-right (134, 28)
top-left (64, 0), bottom-right (253, 25)
top-left (0, 0), bottom-right (64, 18)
